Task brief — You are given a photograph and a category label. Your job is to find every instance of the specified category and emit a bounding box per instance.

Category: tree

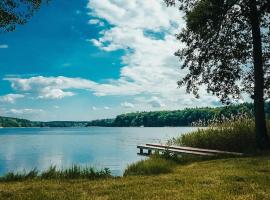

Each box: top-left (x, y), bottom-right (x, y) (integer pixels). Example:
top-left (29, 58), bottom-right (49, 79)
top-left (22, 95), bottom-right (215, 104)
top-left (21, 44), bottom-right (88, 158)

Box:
top-left (0, 0), bottom-right (48, 32)
top-left (165, 0), bottom-right (270, 149)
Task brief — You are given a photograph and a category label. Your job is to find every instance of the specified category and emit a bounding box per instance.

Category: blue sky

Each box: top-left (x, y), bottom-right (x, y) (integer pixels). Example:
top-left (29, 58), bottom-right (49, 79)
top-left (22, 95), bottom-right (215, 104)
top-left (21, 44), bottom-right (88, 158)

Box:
top-left (0, 0), bottom-right (220, 121)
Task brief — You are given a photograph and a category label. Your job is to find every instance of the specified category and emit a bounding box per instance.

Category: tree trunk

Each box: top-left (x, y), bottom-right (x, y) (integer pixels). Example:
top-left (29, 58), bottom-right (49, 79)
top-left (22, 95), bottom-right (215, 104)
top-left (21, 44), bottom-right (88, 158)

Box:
top-left (249, 0), bottom-right (270, 150)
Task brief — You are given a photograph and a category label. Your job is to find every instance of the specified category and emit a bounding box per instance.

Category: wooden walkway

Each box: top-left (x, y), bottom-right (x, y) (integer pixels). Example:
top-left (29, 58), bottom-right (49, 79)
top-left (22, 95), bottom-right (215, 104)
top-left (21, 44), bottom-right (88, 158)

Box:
top-left (137, 143), bottom-right (244, 157)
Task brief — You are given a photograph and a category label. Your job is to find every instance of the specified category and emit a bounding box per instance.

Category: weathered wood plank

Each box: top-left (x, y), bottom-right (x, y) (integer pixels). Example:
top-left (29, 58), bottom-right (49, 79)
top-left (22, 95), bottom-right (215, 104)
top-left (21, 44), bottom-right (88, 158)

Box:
top-left (137, 145), bottom-right (215, 156)
top-left (146, 143), bottom-right (244, 156)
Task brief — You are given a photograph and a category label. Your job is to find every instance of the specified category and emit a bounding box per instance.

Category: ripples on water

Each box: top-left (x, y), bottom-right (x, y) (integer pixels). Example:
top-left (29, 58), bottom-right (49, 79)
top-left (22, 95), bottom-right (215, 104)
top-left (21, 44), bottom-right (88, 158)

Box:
top-left (0, 127), bottom-right (197, 176)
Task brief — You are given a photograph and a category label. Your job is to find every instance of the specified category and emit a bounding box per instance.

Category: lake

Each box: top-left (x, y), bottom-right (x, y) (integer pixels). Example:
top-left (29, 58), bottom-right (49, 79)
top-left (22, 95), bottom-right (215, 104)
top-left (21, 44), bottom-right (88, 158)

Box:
top-left (0, 127), bottom-right (198, 176)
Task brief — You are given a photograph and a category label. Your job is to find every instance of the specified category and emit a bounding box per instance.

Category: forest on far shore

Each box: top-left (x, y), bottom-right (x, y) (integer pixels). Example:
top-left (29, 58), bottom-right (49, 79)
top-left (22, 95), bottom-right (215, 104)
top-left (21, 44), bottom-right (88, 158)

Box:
top-left (1, 102), bottom-right (270, 128)
top-left (87, 102), bottom-right (270, 127)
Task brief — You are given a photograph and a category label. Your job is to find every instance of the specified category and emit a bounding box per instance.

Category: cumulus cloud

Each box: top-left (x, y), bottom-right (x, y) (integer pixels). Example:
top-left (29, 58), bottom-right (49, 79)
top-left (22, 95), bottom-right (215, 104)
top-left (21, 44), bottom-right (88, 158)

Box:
top-left (92, 106), bottom-right (98, 111)
top-left (4, 76), bottom-right (97, 100)
top-left (3, 0), bottom-right (219, 111)
top-left (86, 0), bottom-right (184, 99)
top-left (88, 0), bottom-right (181, 30)
top-left (7, 108), bottom-right (43, 115)
top-left (37, 88), bottom-right (75, 99)
top-left (148, 97), bottom-right (166, 108)
top-left (121, 102), bottom-right (134, 108)
top-left (86, 0), bottom-right (219, 109)
top-left (104, 106), bottom-right (110, 110)
top-left (0, 94), bottom-right (24, 104)
top-left (88, 19), bottom-right (104, 26)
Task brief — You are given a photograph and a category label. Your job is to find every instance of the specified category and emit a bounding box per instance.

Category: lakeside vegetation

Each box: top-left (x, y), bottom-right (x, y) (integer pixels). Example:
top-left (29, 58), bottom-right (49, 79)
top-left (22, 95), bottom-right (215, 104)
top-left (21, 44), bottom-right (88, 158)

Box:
top-left (87, 102), bottom-right (270, 127)
top-left (2, 102), bottom-right (270, 128)
top-left (0, 155), bottom-right (269, 200)
top-left (0, 166), bottom-right (111, 182)
top-left (170, 117), bottom-right (270, 153)
top-left (1, 117), bottom-right (270, 199)
top-left (123, 117), bottom-right (265, 178)
top-left (0, 0), bottom-right (269, 199)
top-left (0, 117), bottom-right (89, 128)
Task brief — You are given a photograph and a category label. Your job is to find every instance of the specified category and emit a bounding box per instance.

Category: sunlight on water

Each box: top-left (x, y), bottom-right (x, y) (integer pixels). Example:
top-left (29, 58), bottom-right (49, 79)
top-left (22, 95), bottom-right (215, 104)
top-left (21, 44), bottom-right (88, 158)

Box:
top-left (0, 127), bottom-right (198, 176)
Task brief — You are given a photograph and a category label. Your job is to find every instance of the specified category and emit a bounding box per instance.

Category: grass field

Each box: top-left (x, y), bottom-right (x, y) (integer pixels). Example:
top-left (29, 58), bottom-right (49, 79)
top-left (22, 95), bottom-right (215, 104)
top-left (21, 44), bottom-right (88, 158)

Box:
top-left (0, 155), bottom-right (269, 200)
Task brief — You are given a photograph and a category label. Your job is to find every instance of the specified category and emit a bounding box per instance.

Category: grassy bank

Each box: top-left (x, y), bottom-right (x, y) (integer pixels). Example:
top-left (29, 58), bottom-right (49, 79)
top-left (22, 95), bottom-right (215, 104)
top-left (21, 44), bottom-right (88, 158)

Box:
top-left (0, 165), bottom-right (111, 182)
top-left (170, 118), bottom-right (270, 153)
top-left (0, 155), bottom-right (269, 199)
top-left (1, 118), bottom-right (269, 199)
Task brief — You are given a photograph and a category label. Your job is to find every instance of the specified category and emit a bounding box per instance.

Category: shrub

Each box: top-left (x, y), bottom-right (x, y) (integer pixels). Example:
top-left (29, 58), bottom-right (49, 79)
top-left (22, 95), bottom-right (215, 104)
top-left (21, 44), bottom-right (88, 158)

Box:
top-left (124, 155), bottom-right (176, 176)
top-left (171, 117), bottom-right (270, 153)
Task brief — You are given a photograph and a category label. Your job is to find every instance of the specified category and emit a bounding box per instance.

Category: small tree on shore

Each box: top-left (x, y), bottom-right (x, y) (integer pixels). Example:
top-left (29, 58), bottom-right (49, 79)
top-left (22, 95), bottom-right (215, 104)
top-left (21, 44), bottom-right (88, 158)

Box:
top-left (0, 0), bottom-right (48, 32)
top-left (165, 0), bottom-right (270, 149)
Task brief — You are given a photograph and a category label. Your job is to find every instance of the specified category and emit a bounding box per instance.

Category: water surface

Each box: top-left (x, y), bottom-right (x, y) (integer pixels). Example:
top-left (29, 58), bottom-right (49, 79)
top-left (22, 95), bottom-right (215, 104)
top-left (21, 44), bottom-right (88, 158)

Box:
top-left (0, 127), bottom-right (197, 176)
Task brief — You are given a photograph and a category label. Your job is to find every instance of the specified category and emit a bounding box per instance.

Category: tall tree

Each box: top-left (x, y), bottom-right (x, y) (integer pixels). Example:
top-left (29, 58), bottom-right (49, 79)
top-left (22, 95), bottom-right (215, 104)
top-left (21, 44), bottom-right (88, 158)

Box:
top-left (165, 0), bottom-right (270, 150)
top-left (0, 0), bottom-right (48, 32)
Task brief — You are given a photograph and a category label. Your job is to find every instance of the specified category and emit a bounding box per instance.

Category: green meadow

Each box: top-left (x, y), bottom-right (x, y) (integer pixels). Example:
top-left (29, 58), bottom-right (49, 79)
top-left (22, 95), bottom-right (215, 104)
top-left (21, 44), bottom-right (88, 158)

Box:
top-left (1, 118), bottom-right (270, 200)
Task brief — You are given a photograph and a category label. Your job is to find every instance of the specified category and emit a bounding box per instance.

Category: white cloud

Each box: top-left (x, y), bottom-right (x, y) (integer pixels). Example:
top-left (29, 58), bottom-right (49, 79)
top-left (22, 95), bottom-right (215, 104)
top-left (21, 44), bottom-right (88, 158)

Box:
top-left (0, 44), bottom-right (8, 49)
top-left (4, 76), bottom-right (97, 100)
top-left (7, 108), bottom-right (44, 115)
top-left (85, 0), bottom-right (218, 108)
top-left (88, 0), bottom-right (181, 30)
top-left (54, 105), bottom-right (60, 109)
top-left (104, 106), bottom-right (110, 110)
top-left (88, 19), bottom-right (104, 26)
top-left (92, 106), bottom-right (98, 110)
top-left (37, 88), bottom-right (75, 99)
top-left (3, 0), bottom-right (219, 112)
top-left (121, 102), bottom-right (134, 108)
top-left (148, 97), bottom-right (166, 108)
top-left (0, 94), bottom-right (24, 104)
top-left (86, 0), bottom-right (221, 109)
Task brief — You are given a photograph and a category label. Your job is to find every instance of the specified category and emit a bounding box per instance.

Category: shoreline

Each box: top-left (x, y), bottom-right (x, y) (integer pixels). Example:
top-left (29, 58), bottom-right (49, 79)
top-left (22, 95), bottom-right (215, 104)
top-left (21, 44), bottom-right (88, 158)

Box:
top-left (0, 126), bottom-right (200, 129)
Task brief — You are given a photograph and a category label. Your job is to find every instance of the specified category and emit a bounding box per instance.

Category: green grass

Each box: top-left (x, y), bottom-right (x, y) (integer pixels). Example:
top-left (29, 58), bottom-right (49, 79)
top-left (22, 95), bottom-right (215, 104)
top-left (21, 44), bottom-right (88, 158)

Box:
top-left (0, 155), bottom-right (269, 199)
top-left (124, 154), bottom-right (176, 176)
top-left (170, 118), bottom-right (270, 153)
top-left (1, 118), bottom-right (270, 199)
top-left (0, 165), bottom-right (111, 182)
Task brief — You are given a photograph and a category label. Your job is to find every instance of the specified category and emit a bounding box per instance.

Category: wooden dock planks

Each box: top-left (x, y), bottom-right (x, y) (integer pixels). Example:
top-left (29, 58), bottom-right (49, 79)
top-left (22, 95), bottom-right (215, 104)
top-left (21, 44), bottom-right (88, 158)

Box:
top-left (146, 143), bottom-right (244, 156)
top-left (137, 143), bottom-right (244, 156)
top-left (137, 144), bottom-right (215, 156)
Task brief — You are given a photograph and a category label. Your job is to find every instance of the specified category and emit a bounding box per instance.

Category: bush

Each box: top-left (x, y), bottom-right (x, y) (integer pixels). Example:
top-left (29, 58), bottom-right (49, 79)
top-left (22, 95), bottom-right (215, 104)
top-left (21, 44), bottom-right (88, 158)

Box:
top-left (124, 155), bottom-right (176, 176)
top-left (171, 117), bottom-right (270, 153)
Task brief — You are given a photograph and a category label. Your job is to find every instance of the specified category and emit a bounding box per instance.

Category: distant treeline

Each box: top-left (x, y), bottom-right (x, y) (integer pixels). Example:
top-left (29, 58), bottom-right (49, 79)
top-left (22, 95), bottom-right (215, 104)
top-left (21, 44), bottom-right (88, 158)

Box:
top-left (1, 102), bottom-right (270, 128)
top-left (87, 103), bottom-right (270, 127)
top-left (0, 117), bottom-right (88, 128)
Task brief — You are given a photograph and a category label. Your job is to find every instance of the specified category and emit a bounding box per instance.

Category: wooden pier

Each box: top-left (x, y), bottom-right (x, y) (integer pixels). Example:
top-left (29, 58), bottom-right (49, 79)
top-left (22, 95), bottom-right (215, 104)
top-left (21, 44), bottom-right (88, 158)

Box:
top-left (137, 143), bottom-right (244, 157)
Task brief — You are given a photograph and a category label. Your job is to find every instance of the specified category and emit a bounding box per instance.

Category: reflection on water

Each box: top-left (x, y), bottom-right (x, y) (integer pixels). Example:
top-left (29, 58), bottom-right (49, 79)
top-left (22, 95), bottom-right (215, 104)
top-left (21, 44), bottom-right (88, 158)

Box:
top-left (0, 127), bottom-right (197, 176)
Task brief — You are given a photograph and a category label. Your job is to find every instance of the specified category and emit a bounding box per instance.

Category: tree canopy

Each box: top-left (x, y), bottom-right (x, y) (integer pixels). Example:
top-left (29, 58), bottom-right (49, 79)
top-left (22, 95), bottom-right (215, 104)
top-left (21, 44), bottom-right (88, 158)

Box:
top-left (165, 0), bottom-right (270, 102)
top-left (0, 0), bottom-right (48, 32)
top-left (87, 103), bottom-right (270, 127)
top-left (165, 0), bottom-right (270, 149)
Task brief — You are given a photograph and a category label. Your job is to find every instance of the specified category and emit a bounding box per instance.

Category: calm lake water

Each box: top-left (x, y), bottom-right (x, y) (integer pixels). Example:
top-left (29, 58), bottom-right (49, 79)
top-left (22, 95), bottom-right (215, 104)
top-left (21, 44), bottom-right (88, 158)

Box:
top-left (0, 127), bottom-right (198, 176)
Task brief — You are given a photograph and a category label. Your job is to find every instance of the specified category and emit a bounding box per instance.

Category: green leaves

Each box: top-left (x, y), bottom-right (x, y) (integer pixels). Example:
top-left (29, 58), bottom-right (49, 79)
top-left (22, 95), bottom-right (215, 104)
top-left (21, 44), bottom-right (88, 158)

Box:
top-left (0, 0), bottom-right (49, 32)
top-left (165, 0), bottom-right (270, 103)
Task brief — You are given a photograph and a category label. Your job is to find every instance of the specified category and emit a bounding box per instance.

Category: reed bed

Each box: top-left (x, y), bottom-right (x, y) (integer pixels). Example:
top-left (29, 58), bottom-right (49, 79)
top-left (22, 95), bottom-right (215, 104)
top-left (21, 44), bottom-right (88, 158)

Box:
top-left (0, 165), bottom-right (111, 182)
top-left (171, 113), bottom-right (270, 153)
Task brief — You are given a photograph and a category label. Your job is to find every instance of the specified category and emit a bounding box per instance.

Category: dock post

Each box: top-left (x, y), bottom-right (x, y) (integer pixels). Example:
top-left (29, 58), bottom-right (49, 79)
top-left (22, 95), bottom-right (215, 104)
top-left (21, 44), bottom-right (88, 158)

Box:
top-left (140, 148), bottom-right (143, 154)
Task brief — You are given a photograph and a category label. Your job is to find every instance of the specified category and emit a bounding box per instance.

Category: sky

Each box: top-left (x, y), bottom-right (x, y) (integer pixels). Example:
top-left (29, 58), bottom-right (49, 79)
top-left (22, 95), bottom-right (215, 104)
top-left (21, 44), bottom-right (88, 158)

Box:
top-left (0, 0), bottom-right (221, 121)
